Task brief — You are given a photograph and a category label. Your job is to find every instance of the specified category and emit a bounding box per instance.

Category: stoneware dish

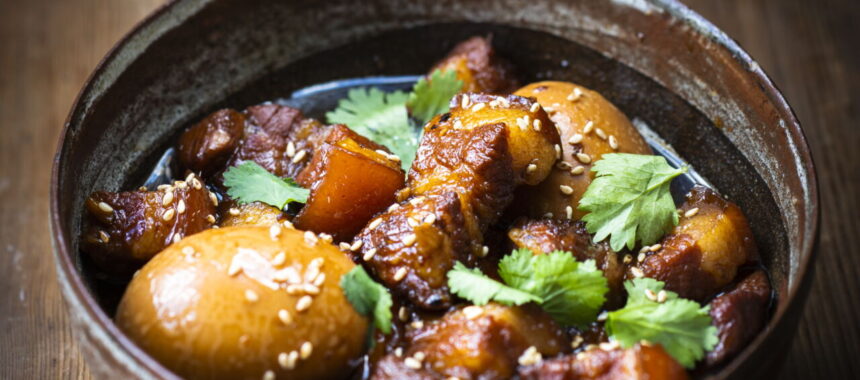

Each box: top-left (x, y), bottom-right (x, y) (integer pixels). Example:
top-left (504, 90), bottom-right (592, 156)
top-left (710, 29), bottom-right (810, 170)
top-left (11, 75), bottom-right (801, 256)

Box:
top-left (50, 0), bottom-right (819, 378)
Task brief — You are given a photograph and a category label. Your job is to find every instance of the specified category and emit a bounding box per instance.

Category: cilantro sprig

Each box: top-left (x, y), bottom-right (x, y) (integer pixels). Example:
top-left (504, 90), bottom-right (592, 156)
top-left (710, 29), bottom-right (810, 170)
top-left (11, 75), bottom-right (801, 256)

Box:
top-left (326, 69), bottom-right (463, 170)
top-left (222, 161), bottom-right (309, 209)
top-left (340, 266), bottom-right (393, 334)
top-left (606, 278), bottom-right (718, 368)
top-left (578, 153), bottom-right (687, 251)
top-left (447, 249), bottom-right (608, 326)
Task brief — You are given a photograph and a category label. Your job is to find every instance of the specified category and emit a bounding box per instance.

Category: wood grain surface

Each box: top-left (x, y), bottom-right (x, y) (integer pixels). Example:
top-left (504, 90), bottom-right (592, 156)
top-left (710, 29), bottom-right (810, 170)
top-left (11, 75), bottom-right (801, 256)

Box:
top-left (0, 0), bottom-right (856, 378)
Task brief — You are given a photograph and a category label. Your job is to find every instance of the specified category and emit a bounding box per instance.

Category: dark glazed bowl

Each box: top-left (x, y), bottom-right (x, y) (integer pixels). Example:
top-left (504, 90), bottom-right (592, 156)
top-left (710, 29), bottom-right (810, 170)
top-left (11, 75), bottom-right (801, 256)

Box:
top-left (50, 0), bottom-right (818, 378)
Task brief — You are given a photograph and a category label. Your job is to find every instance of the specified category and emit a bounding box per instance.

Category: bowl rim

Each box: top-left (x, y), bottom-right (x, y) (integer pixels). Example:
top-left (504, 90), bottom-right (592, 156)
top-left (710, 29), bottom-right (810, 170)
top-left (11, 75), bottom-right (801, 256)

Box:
top-left (49, 0), bottom-right (820, 378)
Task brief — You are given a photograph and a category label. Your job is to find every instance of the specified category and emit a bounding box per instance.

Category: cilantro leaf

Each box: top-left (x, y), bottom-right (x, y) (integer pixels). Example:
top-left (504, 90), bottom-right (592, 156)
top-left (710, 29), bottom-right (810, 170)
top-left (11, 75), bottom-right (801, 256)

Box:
top-left (340, 266), bottom-right (393, 334)
top-left (578, 153), bottom-right (687, 251)
top-left (222, 161), bottom-right (309, 209)
top-left (499, 249), bottom-right (608, 326)
top-left (407, 69), bottom-right (463, 125)
top-left (447, 261), bottom-right (542, 306)
top-left (606, 278), bottom-right (718, 368)
top-left (326, 87), bottom-right (417, 170)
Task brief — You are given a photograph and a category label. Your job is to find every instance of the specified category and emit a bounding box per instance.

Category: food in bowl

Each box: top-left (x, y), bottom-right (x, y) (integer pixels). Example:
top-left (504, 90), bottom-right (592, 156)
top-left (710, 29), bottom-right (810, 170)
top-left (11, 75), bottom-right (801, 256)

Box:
top-left (79, 36), bottom-right (772, 379)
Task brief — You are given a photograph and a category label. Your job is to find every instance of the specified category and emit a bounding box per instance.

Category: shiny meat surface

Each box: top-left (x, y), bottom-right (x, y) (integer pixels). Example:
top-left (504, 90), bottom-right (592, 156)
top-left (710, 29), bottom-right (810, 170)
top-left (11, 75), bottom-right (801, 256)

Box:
top-left (372, 304), bottom-right (569, 380)
top-left (705, 270), bottom-right (771, 366)
top-left (430, 36), bottom-right (519, 94)
top-left (634, 186), bottom-right (758, 301)
top-left (518, 344), bottom-right (688, 380)
top-left (177, 109), bottom-right (245, 175)
top-left (81, 174), bottom-right (217, 275)
top-left (508, 218), bottom-right (627, 308)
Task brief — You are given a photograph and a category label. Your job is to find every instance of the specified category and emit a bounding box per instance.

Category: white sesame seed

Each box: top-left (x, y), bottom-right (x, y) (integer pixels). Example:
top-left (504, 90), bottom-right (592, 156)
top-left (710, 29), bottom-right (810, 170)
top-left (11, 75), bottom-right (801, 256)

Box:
top-left (182, 246), bottom-right (194, 255)
top-left (350, 240), bottom-right (363, 251)
top-left (271, 251), bottom-right (286, 266)
top-left (414, 351), bottom-right (426, 361)
top-left (375, 149), bottom-right (389, 157)
top-left (518, 346), bottom-right (542, 366)
top-left (289, 350), bottom-right (299, 363)
top-left (245, 289), bottom-right (259, 303)
top-left (387, 203), bottom-right (400, 212)
top-left (191, 178), bottom-right (203, 190)
top-left (571, 165), bottom-right (586, 175)
top-left (278, 309), bottom-right (293, 325)
top-left (543, 212), bottom-right (554, 218)
top-left (481, 245), bottom-right (489, 257)
top-left (409, 196), bottom-right (426, 206)
top-left (339, 242), bottom-right (351, 250)
top-left (313, 272), bottom-right (326, 287)
top-left (403, 234), bottom-right (417, 246)
top-left (533, 119), bottom-right (542, 132)
top-left (568, 133), bottom-right (584, 145)
top-left (368, 218), bottom-right (382, 229)
top-left (583, 120), bottom-right (594, 134)
top-left (173, 233), bottom-right (182, 244)
top-left (575, 153), bottom-right (592, 164)
top-left (98, 230), bottom-right (110, 243)
top-left (555, 144), bottom-right (562, 159)
top-left (595, 127), bottom-right (607, 140)
top-left (463, 306), bottom-right (483, 319)
top-left (162, 191), bottom-right (174, 206)
top-left (206, 214), bottom-right (216, 224)
top-left (638, 253), bottom-right (646, 262)
top-left (645, 289), bottom-right (658, 301)
top-left (296, 295), bottom-right (312, 312)
top-left (404, 357), bottom-right (422, 369)
top-left (597, 311), bottom-right (608, 322)
top-left (303, 231), bottom-right (318, 246)
top-left (138, 186), bottom-right (147, 191)
top-left (453, 120), bottom-right (464, 129)
top-left (394, 347), bottom-right (403, 357)
top-left (97, 202), bottom-right (113, 213)
top-left (526, 163), bottom-right (537, 173)
top-left (157, 184), bottom-right (171, 191)
top-left (175, 181), bottom-right (188, 189)
top-left (461, 96), bottom-right (471, 109)
top-left (229, 207), bottom-right (240, 216)
top-left (393, 267), bottom-right (408, 282)
top-left (471, 103), bottom-right (486, 112)
top-left (565, 206), bottom-right (573, 220)
top-left (567, 88), bottom-right (583, 102)
top-left (407, 217), bottom-right (419, 228)
top-left (657, 290), bottom-right (668, 303)
top-left (423, 213), bottom-right (436, 225)
top-left (363, 248), bottom-right (377, 261)
top-left (162, 208), bottom-right (175, 222)
top-left (318, 233), bottom-right (333, 244)
top-left (600, 341), bottom-right (620, 351)
top-left (489, 100), bottom-right (499, 108)
top-left (649, 244), bottom-right (662, 252)
top-left (571, 335), bottom-right (584, 349)
top-left (631, 267), bottom-right (645, 278)
top-left (286, 142), bottom-right (296, 157)
top-left (263, 370), bottom-right (275, 380)
top-left (291, 150), bottom-right (307, 163)
top-left (228, 261), bottom-right (243, 276)
top-left (282, 220), bottom-right (295, 229)
top-left (269, 224), bottom-right (282, 241)
top-left (684, 208), bottom-right (700, 218)
top-left (530, 103), bottom-right (540, 113)
top-left (516, 116), bottom-right (529, 130)
top-left (300, 341), bottom-right (313, 360)
top-left (496, 97), bottom-right (509, 108)
top-left (609, 135), bottom-right (619, 150)
top-left (411, 320), bottom-right (424, 329)
top-left (278, 351), bottom-right (296, 370)
top-left (175, 200), bottom-right (185, 214)
top-left (399, 307), bottom-right (409, 321)
top-left (302, 284), bottom-right (320, 295)
top-left (559, 185), bottom-right (574, 195)
top-left (209, 192), bottom-right (218, 206)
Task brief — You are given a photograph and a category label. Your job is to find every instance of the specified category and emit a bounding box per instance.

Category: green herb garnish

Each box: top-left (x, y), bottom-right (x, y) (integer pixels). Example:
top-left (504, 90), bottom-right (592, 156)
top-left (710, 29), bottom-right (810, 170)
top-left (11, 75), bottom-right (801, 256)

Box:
top-left (340, 266), bottom-right (393, 334)
top-left (407, 69), bottom-right (464, 125)
top-left (578, 153), bottom-right (687, 251)
top-left (222, 161), bottom-right (309, 209)
top-left (606, 278), bottom-right (718, 368)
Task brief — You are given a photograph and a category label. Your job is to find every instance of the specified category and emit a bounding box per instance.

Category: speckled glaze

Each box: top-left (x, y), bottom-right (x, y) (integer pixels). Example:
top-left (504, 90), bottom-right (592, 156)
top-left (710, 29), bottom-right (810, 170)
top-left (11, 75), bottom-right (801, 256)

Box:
top-left (50, 0), bottom-right (818, 379)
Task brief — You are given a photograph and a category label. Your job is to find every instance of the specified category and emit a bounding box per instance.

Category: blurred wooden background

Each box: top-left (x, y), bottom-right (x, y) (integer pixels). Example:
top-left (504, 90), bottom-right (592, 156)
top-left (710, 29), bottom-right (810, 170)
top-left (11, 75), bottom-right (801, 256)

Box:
top-left (0, 0), bottom-right (857, 378)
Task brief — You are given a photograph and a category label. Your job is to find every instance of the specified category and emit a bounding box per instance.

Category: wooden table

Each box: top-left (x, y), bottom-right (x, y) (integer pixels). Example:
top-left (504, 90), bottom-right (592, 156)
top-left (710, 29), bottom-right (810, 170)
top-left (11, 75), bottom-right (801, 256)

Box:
top-left (1, 0), bottom-right (857, 378)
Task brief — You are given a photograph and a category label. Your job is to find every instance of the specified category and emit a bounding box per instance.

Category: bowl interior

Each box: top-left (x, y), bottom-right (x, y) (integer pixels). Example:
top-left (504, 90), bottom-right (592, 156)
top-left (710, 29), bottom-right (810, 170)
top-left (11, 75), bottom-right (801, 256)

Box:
top-left (52, 1), bottom-right (816, 379)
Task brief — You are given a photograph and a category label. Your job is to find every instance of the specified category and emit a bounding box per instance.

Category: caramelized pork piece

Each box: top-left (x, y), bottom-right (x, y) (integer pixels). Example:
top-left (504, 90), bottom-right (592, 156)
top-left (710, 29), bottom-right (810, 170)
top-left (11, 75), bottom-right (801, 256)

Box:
top-left (81, 174), bottom-right (217, 275)
top-left (294, 125), bottom-right (405, 241)
top-left (633, 186), bottom-right (758, 301)
top-left (508, 218), bottom-right (627, 307)
top-left (177, 109), bottom-right (245, 175)
top-left (518, 343), bottom-right (688, 380)
top-left (354, 94), bottom-right (561, 309)
top-left (705, 270), bottom-right (771, 366)
top-left (372, 304), bottom-right (569, 380)
top-left (218, 200), bottom-right (284, 227)
top-left (430, 36), bottom-right (519, 94)
top-left (510, 81), bottom-right (652, 221)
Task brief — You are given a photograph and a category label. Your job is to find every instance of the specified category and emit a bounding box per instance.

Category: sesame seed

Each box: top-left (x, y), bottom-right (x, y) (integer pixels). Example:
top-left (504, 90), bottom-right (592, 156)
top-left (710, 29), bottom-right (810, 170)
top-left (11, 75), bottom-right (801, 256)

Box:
top-left (600, 341), bottom-right (620, 351)
top-left (423, 213), bottom-right (436, 225)
top-left (649, 244), bottom-right (662, 252)
top-left (263, 370), bottom-right (275, 380)
top-left (399, 307), bottom-right (409, 321)
top-left (182, 246), bottom-right (194, 255)
top-left (191, 178), bottom-right (203, 190)
top-left (302, 284), bottom-right (320, 295)
top-left (481, 245), bottom-right (489, 257)
top-left (286, 284), bottom-right (301, 295)
top-left (407, 217), bottom-right (419, 227)
top-left (684, 208), bottom-right (700, 218)
top-left (555, 144), bottom-right (562, 159)
top-left (583, 120), bottom-right (594, 134)
top-left (568, 133), bottom-right (584, 144)
top-left (368, 218), bottom-right (382, 230)
top-left (97, 202), bottom-right (113, 213)
top-left (518, 346), bottom-right (542, 366)
top-left (296, 295), bottom-right (312, 312)
top-left (228, 261), bottom-right (242, 276)
top-left (173, 233), bottom-right (182, 244)
top-left (463, 306), bottom-right (483, 319)
top-left (404, 357), bottom-right (422, 369)
top-left (565, 206), bottom-right (573, 220)
top-left (339, 242), bottom-right (350, 250)
top-left (282, 220), bottom-right (295, 229)
top-left (209, 192), bottom-right (218, 206)
top-left (657, 290), bottom-right (667, 303)
top-left (471, 103), bottom-right (486, 112)
top-left (461, 96), bottom-right (471, 109)
top-left (403, 234), bottom-right (417, 246)
top-left (350, 240), bottom-right (363, 251)
top-left (206, 214), bottom-right (216, 224)
top-left (414, 351), bottom-right (426, 361)
top-left (393, 267), bottom-right (408, 282)
top-left (387, 203), bottom-right (400, 213)
top-left (453, 120), bottom-right (464, 129)
top-left (291, 150), bottom-right (307, 163)
top-left (567, 88), bottom-right (583, 102)
top-left (608, 135), bottom-right (619, 150)
top-left (559, 185), bottom-right (574, 195)
top-left (98, 230), bottom-right (110, 243)
top-left (575, 153), bottom-right (592, 164)
top-left (278, 309), bottom-right (293, 325)
top-left (138, 186), bottom-right (147, 191)
top-left (411, 320), bottom-right (424, 329)
top-left (645, 289), bottom-right (657, 301)
top-left (229, 208), bottom-right (240, 216)
top-left (175, 181), bottom-right (188, 189)
top-left (162, 191), bottom-right (174, 206)
top-left (363, 248), bottom-right (377, 261)
top-left (489, 100), bottom-right (499, 107)
top-left (318, 233), bottom-right (333, 244)
top-left (638, 252), bottom-right (646, 262)
top-left (571, 335), bottom-right (584, 349)
top-left (530, 103), bottom-right (540, 113)
top-left (597, 311), bottom-right (608, 321)
top-left (533, 119), bottom-right (542, 131)
top-left (303, 231), bottom-right (318, 246)
top-left (278, 352), bottom-right (295, 370)
top-left (409, 196), bottom-right (426, 206)
top-left (543, 212), bottom-right (554, 218)
top-left (286, 142), bottom-right (296, 157)
top-left (496, 97), bottom-right (510, 108)
top-left (245, 289), bottom-right (259, 303)
top-left (631, 267), bottom-right (645, 278)
top-left (313, 273), bottom-right (326, 287)
top-left (516, 116), bottom-right (529, 130)
top-left (595, 127), bottom-right (607, 140)
top-left (271, 251), bottom-right (286, 266)
top-left (526, 163), bottom-right (537, 173)
top-left (157, 184), bottom-right (171, 191)
top-left (269, 224), bottom-right (282, 241)
top-left (177, 200), bottom-right (186, 214)
top-left (571, 165), bottom-right (586, 175)
top-left (162, 209), bottom-right (175, 222)
top-left (300, 341), bottom-right (313, 360)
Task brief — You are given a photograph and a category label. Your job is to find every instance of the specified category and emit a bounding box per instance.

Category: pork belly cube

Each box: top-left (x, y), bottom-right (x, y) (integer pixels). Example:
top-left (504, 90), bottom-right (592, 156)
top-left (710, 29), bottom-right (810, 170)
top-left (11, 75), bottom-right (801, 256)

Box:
top-left (430, 36), bottom-right (519, 94)
top-left (518, 343), bottom-right (688, 380)
top-left (177, 109), bottom-right (245, 175)
top-left (705, 269), bottom-right (771, 365)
